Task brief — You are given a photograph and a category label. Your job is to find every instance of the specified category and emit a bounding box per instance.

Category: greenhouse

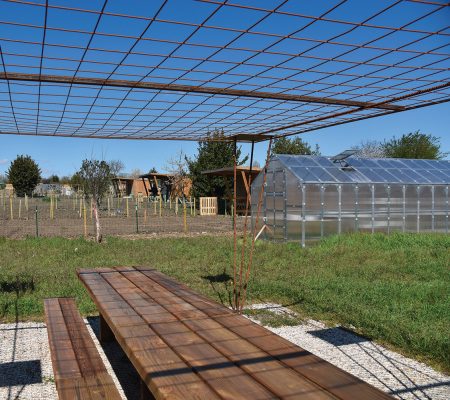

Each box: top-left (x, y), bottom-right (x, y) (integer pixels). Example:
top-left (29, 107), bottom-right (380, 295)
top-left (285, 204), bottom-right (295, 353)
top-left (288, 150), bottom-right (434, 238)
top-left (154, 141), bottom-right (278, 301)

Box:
top-left (251, 154), bottom-right (450, 246)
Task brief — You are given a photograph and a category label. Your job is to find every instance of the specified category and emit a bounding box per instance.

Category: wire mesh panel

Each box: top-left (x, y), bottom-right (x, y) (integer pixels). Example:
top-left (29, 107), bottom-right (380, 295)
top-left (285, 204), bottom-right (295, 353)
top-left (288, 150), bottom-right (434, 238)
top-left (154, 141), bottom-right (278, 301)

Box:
top-left (0, 0), bottom-right (449, 141)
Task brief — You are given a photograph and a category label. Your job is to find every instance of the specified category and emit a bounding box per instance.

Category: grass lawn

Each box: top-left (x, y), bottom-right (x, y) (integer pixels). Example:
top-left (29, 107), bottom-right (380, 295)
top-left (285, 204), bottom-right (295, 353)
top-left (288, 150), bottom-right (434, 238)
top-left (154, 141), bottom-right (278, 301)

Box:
top-left (0, 233), bottom-right (449, 373)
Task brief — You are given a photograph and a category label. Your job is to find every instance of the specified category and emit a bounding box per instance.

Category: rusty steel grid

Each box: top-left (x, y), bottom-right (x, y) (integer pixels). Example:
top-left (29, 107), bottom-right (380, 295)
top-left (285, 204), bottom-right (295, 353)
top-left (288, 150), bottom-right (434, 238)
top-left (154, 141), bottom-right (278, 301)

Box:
top-left (0, 0), bottom-right (448, 141)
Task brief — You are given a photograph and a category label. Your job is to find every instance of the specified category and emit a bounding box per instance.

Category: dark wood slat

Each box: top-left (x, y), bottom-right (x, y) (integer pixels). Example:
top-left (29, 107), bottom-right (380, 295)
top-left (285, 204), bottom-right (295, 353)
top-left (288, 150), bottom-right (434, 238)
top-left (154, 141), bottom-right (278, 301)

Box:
top-left (44, 298), bottom-right (122, 400)
top-left (78, 268), bottom-right (394, 400)
top-left (124, 269), bottom-right (336, 400)
top-left (78, 272), bottom-right (221, 400)
top-left (101, 270), bottom-right (277, 400)
top-left (138, 268), bottom-right (393, 400)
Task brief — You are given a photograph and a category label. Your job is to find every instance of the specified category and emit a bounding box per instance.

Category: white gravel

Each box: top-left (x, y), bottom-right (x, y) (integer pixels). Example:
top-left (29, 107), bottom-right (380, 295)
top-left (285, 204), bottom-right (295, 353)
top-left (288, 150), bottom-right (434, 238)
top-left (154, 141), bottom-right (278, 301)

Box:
top-left (0, 306), bottom-right (449, 400)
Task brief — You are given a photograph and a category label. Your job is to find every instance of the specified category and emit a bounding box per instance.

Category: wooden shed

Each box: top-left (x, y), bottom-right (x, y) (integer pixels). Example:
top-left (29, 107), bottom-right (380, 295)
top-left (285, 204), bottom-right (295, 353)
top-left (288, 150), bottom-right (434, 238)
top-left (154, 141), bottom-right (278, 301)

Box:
top-left (202, 166), bottom-right (261, 214)
top-left (111, 177), bottom-right (149, 198)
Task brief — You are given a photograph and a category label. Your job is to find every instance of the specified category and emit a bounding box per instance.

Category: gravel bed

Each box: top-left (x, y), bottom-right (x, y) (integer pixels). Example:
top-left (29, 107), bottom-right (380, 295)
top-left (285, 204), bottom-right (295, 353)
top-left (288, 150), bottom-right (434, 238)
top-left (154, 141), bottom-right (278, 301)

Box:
top-left (1, 307), bottom-right (449, 400)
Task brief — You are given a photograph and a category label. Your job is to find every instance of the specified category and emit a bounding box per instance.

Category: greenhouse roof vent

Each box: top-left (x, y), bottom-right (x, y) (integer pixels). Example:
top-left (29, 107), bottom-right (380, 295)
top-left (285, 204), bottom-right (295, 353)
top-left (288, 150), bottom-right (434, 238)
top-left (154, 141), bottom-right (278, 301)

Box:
top-left (331, 149), bottom-right (357, 170)
top-left (330, 149), bottom-right (357, 162)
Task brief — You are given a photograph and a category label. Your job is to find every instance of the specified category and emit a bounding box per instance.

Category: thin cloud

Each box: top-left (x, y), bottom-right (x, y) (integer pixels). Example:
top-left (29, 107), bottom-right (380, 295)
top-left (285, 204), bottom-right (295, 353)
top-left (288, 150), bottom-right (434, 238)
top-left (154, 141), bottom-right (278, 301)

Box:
top-left (0, 159), bottom-right (8, 165)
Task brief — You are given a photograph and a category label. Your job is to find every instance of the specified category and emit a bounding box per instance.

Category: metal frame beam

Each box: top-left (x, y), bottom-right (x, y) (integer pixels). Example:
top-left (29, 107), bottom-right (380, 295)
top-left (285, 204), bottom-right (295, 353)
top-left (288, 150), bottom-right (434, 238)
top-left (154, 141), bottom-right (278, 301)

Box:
top-left (0, 72), bottom-right (405, 111)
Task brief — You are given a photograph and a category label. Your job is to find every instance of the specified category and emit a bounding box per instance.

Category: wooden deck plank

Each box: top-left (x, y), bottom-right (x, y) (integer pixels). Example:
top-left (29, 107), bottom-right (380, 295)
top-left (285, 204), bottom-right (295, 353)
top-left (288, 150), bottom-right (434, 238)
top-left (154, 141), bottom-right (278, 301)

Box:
top-left (78, 271), bottom-right (221, 400)
top-left (100, 270), bottom-right (277, 400)
top-left (44, 298), bottom-right (122, 400)
top-left (121, 269), bottom-right (336, 400)
top-left (138, 268), bottom-right (393, 400)
top-left (78, 268), bottom-right (393, 400)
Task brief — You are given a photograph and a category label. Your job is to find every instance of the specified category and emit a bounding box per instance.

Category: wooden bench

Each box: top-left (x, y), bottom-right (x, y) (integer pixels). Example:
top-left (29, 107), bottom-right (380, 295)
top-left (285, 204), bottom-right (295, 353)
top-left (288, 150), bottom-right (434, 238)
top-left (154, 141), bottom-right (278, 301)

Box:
top-left (44, 297), bottom-right (122, 400)
top-left (78, 267), bottom-right (394, 400)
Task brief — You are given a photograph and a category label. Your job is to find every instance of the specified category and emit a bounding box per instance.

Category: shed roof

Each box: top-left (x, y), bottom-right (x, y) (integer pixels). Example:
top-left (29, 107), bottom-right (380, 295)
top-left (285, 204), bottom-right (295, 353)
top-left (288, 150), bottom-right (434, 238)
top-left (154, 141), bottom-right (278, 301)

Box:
top-left (202, 166), bottom-right (261, 177)
top-left (275, 155), bottom-right (450, 185)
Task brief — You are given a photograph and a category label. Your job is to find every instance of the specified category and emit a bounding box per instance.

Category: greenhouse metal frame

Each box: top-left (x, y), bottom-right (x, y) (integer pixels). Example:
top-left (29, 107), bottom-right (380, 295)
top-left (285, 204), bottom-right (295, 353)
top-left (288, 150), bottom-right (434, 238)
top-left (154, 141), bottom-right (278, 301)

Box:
top-left (251, 155), bottom-right (450, 246)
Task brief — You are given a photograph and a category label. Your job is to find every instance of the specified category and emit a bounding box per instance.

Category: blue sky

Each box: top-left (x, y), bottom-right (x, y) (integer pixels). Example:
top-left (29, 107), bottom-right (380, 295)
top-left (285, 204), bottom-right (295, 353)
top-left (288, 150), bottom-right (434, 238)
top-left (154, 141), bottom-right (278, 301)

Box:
top-left (1, 101), bottom-right (448, 178)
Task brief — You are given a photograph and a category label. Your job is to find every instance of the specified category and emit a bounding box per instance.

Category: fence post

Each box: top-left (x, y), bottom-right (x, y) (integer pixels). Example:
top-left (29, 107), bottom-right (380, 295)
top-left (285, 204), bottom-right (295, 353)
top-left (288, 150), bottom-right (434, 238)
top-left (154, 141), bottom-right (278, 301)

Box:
top-left (126, 198), bottom-right (129, 218)
top-left (19, 199), bottom-right (22, 219)
top-left (159, 196), bottom-right (162, 217)
top-left (35, 206), bottom-right (39, 237)
top-left (135, 204), bottom-right (139, 233)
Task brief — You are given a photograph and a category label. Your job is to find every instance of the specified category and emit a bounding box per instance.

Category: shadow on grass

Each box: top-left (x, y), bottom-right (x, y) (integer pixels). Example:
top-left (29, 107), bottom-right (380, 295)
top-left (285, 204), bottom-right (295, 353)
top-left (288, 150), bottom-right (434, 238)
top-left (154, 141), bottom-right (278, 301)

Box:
top-left (201, 272), bottom-right (233, 308)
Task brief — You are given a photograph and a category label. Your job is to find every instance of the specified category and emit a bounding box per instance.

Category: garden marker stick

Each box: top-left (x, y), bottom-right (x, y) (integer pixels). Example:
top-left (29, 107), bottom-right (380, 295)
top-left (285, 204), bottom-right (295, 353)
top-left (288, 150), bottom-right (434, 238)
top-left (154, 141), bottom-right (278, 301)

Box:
top-left (184, 201), bottom-right (187, 232)
top-left (83, 200), bottom-right (87, 238)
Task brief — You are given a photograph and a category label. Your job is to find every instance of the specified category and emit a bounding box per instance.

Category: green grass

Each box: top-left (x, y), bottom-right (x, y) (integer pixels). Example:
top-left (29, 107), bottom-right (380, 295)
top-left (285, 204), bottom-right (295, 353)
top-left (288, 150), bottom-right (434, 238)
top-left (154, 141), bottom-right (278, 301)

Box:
top-left (0, 233), bottom-right (449, 373)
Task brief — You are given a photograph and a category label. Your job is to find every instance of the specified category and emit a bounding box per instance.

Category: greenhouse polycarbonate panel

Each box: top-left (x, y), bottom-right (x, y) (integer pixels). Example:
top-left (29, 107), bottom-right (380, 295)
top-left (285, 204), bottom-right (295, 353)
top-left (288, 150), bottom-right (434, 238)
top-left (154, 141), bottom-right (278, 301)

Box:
top-left (275, 155), bottom-right (450, 185)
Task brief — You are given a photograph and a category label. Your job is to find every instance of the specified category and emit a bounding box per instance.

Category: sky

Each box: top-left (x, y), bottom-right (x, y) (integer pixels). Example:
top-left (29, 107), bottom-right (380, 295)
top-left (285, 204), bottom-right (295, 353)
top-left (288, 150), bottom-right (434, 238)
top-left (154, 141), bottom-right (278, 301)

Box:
top-left (1, 101), bottom-right (449, 178)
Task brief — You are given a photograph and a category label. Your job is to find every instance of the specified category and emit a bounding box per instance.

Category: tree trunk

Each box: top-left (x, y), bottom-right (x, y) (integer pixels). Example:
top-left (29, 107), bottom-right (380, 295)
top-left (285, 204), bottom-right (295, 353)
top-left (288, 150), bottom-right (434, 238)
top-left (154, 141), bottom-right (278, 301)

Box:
top-left (93, 199), bottom-right (102, 243)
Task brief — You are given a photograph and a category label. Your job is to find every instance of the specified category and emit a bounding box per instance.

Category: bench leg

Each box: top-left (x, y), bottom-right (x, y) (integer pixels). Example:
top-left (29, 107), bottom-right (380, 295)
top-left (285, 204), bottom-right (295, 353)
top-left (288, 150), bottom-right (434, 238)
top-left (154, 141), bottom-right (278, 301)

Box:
top-left (140, 379), bottom-right (156, 400)
top-left (99, 314), bottom-right (115, 343)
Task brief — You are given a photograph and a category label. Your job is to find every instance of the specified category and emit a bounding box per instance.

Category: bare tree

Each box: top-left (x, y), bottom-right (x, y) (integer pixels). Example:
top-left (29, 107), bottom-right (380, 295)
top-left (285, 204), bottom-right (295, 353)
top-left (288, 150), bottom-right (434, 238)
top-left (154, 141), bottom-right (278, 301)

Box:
top-left (109, 160), bottom-right (125, 177)
top-left (354, 140), bottom-right (386, 158)
top-left (165, 151), bottom-right (190, 199)
top-left (129, 168), bottom-right (143, 179)
top-left (78, 159), bottom-right (112, 243)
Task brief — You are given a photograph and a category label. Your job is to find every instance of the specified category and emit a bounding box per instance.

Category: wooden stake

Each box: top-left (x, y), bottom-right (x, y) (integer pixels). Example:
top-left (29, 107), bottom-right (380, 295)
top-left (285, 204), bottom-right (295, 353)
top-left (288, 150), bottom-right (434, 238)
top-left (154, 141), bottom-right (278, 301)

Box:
top-left (79, 195), bottom-right (82, 218)
top-left (19, 198), bottom-right (22, 219)
top-left (83, 200), bottom-right (87, 238)
top-left (90, 198), bottom-right (93, 220)
top-left (107, 197), bottom-right (110, 216)
top-left (50, 195), bottom-right (53, 220)
top-left (25, 194), bottom-right (28, 211)
top-left (175, 197), bottom-right (179, 216)
top-left (183, 201), bottom-right (187, 233)
top-left (126, 198), bottom-right (129, 218)
top-left (159, 196), bottom-right (162, 217)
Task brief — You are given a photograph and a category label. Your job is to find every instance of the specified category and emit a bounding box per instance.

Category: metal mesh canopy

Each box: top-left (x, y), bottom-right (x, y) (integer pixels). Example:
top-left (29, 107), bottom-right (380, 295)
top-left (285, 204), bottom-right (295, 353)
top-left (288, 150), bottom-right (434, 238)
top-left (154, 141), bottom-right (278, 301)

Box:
top-left (276, 154), bottom-right (450, 184)
top-left (0, 0), bottom-right (449, 141)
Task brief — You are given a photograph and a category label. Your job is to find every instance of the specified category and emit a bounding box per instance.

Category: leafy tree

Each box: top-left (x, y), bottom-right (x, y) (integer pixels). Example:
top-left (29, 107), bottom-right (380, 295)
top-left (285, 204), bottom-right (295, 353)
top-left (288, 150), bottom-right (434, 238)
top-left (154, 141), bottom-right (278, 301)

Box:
top-left (149, 167), bottom-right (158, 173)
top-left (6, 155), bottom-right (41, 197)
top-left (272, 136), bottom-right (320, 155)
top-left (383, 131), bottom-right (446, 160)
top-left (43, 174), bottom-right (60, 184)
top-left (60, 175), bottom-right (71, 184)
top-left (78, 159), bottom-right (112, 243)
top-left (70, 172), bottom-right (83, 191)
top-left (186, 129), bottom-right (248, 198)
top-left (354, 140), bottom-right (386, 158)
